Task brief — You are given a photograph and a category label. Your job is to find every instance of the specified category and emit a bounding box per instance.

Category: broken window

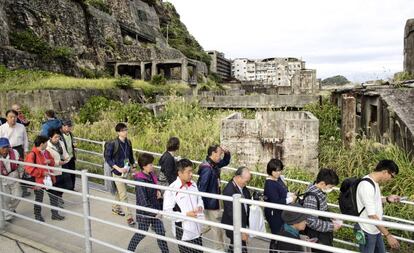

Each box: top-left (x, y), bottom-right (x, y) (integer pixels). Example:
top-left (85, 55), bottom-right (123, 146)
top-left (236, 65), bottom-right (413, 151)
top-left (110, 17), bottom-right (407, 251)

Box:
top-left (370, 104), bottom-right (378, 124)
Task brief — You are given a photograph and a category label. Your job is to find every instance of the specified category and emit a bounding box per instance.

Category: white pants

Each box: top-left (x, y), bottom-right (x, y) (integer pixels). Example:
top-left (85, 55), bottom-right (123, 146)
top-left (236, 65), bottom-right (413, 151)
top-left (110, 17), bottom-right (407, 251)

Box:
top-left (2, 181), bottom-right (21, 220)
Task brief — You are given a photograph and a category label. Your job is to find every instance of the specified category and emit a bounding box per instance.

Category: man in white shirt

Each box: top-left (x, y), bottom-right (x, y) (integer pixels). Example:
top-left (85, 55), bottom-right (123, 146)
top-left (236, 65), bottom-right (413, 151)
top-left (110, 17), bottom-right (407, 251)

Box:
top-left (356, 160), bottom-right (401, 253)
top-left (0, 137), bottom-right (21, 221)
top-left (164, 158), bottom-right (204, 253)
top-left (0, 109), bottom-right (30, 197)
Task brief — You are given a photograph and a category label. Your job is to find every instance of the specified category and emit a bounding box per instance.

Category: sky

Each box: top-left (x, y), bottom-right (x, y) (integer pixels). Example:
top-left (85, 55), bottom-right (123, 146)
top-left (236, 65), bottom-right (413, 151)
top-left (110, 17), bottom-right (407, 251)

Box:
top-left (165, 0), bottom-right (414, 82)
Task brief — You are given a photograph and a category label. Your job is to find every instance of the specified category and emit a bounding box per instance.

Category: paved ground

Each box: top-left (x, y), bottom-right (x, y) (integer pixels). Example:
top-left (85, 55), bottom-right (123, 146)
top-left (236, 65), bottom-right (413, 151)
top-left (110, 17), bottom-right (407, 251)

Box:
top-left (1, 181), bottom-right (269, 253)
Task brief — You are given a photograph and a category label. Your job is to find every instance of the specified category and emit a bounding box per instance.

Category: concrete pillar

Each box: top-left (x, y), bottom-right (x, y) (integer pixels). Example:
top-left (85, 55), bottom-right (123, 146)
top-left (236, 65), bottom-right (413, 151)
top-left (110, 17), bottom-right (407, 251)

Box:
top-left (341, 94), bottom-right (356, 148)
top-left (181, 59), bottom-right (189, 83)
top-left (404, 19), bottom-right (414, 74)
top-left (140, 62), bottom-right (146, 80)
top-left (151, 61), bottom-right (158, 78)
top-left (114, 63), bottom-right (119, 77)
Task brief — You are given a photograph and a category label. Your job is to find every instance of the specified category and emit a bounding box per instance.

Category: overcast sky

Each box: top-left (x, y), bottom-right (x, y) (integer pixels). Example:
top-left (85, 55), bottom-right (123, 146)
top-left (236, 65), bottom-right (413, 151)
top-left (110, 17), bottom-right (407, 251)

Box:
top-left (166, 0), bottom-right (414, 82)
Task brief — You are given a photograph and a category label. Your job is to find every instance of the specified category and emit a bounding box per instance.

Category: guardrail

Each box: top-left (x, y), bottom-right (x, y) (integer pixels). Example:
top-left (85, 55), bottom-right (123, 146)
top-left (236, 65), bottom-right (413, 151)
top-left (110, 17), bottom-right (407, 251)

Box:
top-left (2, 158), bottom-right (414, 253)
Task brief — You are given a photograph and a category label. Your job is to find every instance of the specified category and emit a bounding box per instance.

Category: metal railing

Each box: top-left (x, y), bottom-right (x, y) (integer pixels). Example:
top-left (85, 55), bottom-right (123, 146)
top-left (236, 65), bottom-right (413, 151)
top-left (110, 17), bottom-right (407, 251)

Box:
top-left (1, 158), bottom-right (414, 253)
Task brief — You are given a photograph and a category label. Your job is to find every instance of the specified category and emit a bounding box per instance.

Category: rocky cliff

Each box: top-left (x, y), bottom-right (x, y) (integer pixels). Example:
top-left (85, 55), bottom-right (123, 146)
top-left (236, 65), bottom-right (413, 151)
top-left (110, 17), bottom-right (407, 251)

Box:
top-left (0, 0), bottom-right (209, 77)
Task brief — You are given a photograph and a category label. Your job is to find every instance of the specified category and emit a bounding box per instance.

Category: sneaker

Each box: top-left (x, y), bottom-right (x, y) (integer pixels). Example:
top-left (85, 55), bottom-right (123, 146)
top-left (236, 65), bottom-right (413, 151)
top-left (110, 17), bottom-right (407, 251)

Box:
top-left (127, 218), bottom-right (136, 227)
top-left (35, 215), bottom-right (45, 222)
top-left (51, 213), bottom-right (65, 220)
top-left (112, 208), bottom-right (125, 216)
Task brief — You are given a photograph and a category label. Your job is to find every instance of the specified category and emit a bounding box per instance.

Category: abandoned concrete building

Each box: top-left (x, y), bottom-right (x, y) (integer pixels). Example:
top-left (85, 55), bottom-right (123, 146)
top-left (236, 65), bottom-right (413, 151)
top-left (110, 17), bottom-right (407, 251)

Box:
top-left (331, 85), bottom-right (414, 159)
top-left (207, 50), bottom-right (232, 82)
top-left (221, 111), bottom-right (319, 173)
top-left (404, 19), bottom-right (414, 74)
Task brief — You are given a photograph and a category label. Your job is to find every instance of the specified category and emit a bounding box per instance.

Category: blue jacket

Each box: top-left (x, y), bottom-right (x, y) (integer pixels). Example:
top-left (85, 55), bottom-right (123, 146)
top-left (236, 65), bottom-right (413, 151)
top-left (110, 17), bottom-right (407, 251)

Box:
top-left (264, 178), bottom-right (289, 234)
top-left (134, 172), bottom-right (160, 217)
top-left (197, 152), bottom-right (231, 210)
top-left (40, 119), bottom-right (62, 137)
top-left (104, 138), bottom-right (135, 176)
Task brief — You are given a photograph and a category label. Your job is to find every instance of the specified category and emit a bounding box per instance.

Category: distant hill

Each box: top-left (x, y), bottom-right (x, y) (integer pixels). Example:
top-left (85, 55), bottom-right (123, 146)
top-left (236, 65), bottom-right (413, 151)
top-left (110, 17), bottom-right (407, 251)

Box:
top-left (321, 75), bottom-right (350, 86)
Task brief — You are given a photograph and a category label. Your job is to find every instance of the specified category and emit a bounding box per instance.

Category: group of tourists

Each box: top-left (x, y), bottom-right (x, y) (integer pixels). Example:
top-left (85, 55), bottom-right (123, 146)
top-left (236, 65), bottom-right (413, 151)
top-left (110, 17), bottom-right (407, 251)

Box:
top-left (0, 110), bottom-right (404, 253)
top-left (102, 122), bottom-right (403, 253)
top-left (0, 107), bottom-right (76, 222)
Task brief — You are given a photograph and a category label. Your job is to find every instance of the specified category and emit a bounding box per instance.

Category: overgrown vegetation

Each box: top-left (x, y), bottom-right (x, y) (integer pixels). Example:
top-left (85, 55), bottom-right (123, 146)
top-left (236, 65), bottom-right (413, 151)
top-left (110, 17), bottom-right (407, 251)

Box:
top-left (394, 71), bottom-right (414, 82)
top-left (114, 76), bottom-right (133, 89)
top-left (321, 75), bottom-right (350, 86)
top-left (85, 0), bottom-right (112, 14)
top-left (9, 30), bottom-right (74, 60)
top-left (150, 74), bottom-right (167, 85)
top-left (160, 2), bottom-right (211, 67)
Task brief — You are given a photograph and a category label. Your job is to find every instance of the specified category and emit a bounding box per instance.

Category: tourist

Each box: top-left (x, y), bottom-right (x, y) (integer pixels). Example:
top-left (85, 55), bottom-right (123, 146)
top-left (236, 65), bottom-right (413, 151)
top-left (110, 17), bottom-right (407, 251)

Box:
top-left (164, 158), bottom-right (204, 253)
top-left (355, 160), bottom-right (401, 252)
top-left (47, 129), bottom-right (71, 209)
top-left (197, 144), bottom-right (231, 251)
top-left (60, 119), bottom-right (77, 191)
top-left (0, 137), bottom-right (21, 221)
top-left (11, 104), bottom-right (30, 127)
top-left (127, 153), bottom-right (168, 253)
top-left (24, 135), bottom-right (64, 221)
top-left (303, 168), bottom-right (341, 252)
top-left (0, 109), bottom-right (30, 197)
top-left (221, 166), bottom-right (251, 253)
top-left (264, 158), bottom-right (297, 250)
top-left (40, 110), bottom-right (62, 137)
top-left (158, 136), bottom-right (180, 185)
top-left (104, 123), bottom-right (136, 226)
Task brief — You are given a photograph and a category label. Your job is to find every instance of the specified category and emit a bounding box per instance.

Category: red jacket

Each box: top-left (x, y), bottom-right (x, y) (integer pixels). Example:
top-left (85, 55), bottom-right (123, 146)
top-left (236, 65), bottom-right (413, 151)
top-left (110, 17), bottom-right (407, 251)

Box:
top-left (24, 147), bottom-right (56, 189)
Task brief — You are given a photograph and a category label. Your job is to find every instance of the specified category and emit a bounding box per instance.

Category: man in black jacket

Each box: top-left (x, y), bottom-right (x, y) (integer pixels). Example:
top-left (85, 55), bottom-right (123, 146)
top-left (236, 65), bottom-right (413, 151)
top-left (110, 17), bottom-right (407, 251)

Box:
top-left (60, 119), bottom-right (76, 191)
top-left (158, 137), bottom-right (180, 185)
top-left (221, 166), bottom-right (251, 253)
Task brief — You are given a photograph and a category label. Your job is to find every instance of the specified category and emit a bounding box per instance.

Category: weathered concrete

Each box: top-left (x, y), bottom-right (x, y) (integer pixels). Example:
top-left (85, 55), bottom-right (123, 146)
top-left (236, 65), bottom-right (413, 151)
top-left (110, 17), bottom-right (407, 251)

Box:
top-left (221, 111), bottom-right (319, 173)
top-left (341, 95), bottom-right (356, 148)
top-left (200, 94), bottom-right (320, 109)
top-left (404, 19), bottom-right (414, 74)
top-left (0, 89), bottom-right (145, 115)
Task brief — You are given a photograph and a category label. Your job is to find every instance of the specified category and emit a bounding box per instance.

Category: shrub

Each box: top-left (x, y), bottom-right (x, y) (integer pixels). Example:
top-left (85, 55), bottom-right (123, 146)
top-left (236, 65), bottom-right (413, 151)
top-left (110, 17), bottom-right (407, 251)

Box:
top-left (50, 47), bottom-right (74, 60)
top-left (78, 96), bottom-right (112, 123)
top-left (394, 71), bottom-right (414, 82)
top-left (114, 76), bottom-right (133, 89)
top-left (150, 74), bottom-right (167, 85)
top-left (85, 0), bottom-right (112, 14)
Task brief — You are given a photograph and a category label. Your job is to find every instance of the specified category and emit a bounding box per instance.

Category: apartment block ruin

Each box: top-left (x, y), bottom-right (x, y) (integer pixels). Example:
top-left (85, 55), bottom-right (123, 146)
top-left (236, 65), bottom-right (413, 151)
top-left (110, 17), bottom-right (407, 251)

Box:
top-left (207, 50), bottom-right (232, 82)
top-left (221, 111), bottom-right (319, 173)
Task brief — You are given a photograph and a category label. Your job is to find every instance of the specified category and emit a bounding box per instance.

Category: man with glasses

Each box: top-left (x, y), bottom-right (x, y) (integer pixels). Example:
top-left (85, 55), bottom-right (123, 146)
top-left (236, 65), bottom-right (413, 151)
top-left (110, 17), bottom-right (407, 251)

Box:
top-left (104, 123), bottom-right (136, 226)
top-left (355, 160), bottom-right (401, 253)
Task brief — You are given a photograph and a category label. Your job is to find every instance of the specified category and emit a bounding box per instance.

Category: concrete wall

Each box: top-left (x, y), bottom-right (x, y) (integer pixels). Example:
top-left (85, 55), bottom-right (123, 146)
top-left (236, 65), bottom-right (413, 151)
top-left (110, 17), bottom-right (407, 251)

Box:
top-left (221, 111), bottom-right (319, 173)
top-left (200, 94), bottom-right (319, 109)
top-left (0, 89), bottom-right (144, 115)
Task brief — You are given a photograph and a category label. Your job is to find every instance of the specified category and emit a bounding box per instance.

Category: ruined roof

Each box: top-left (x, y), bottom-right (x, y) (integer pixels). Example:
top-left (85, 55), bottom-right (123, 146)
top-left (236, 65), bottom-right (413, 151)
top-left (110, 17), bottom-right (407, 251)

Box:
top-left (377, 88), bottom-right (414, 134)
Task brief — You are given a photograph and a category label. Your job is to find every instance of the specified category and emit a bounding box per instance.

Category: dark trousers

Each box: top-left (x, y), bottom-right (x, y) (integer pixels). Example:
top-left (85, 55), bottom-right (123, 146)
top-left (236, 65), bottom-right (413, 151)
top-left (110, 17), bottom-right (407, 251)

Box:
top-left (34, 189), bottom-right (59, 217)
top-left (306, 227), bottom-right (333, 253)
top-left (13, 145), bottom-right (29, 194)
top-left (175, 222), bottom-right (203, 253)
top-left (226, 230), bottom-right (248, 253)
top-left (127, 216), bottom-right (169, 253)
top-left (62, 157), bottom-right (76, 190)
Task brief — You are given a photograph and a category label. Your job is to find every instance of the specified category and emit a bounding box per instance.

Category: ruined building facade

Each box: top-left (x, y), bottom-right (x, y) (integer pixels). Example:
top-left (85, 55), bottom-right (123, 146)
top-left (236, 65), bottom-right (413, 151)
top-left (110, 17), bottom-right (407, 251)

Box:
top-left (221, 111), bottom-right (319, 173)
top-left (207, 50), bottom-right (232, 82)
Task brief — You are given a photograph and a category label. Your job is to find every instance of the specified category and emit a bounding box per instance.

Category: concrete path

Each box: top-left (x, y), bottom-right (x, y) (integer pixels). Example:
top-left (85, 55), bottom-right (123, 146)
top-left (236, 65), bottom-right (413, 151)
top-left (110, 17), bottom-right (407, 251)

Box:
top-left (1, 182), bottom-right (269, 253)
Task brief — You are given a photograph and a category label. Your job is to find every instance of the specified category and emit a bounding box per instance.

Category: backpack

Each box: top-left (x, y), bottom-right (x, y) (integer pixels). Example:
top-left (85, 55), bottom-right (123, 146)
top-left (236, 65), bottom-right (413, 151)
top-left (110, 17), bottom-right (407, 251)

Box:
top-left (338, 177), bottom-right (375, 216)
top-left (104, 138), bottom-right (132, 158)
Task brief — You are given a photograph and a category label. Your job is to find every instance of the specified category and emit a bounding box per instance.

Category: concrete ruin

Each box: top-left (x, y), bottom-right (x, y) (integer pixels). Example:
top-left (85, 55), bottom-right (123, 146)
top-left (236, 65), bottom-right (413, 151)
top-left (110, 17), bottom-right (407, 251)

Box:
top-left (404, 19), bottom-right (414, 74)
top-left (221, 111), bottom-right (319, 173)
top-left (331, 85), bottom-right (414, 160)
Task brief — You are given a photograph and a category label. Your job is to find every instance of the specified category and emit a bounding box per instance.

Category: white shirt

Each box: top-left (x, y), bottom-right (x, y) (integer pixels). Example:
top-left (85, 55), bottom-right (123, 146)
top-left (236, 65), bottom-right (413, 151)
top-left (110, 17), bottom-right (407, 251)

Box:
top-left (163, 178), bottom-right (204, 241)
top-left (0, 149), bottom-right (20, 185)
top-left (46, 140), bottom-right (69, 176)
top-left (0, 123), bottom-right (29, 152)
top-left (356, 175), bottom-right (383, 234)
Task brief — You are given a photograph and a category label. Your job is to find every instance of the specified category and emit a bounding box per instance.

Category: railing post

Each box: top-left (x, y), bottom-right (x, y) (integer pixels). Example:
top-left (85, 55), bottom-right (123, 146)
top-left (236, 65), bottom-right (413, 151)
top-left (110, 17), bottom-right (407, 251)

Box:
top-left (232, 194), bottom-right (242, 253)
top-left (0, 178), bottom-right (5, 231)
top-left (81, 170), bottom-right (92, 253)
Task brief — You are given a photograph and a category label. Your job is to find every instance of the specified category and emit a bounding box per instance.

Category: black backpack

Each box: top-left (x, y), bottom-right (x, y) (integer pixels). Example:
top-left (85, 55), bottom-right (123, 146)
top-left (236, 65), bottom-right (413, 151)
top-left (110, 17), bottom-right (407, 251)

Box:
top-left (104, 138), bottom-right (132, 158)
top-left (338, 177), bottom-right (375, 216)
top-left (297, 191), bottom-right (320, 209)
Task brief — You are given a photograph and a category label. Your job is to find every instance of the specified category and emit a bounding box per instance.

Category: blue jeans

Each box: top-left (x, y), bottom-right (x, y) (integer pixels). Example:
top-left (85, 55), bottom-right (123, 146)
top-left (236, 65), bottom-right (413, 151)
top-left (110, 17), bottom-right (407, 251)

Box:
top-left (359, 231), bottom-right (386, 253)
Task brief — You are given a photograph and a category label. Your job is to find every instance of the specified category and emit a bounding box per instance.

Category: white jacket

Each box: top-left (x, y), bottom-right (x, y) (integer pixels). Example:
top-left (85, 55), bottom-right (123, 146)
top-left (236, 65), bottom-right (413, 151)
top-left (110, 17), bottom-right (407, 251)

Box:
top-left (163, 178), bottom-right (204, 241)
top-left (46, 140), bottom-right (69, 176)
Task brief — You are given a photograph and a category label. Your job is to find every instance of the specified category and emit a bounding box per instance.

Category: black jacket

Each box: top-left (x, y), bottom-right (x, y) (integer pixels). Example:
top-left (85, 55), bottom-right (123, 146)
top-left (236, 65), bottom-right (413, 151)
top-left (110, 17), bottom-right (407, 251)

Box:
top-left (276, 227), bottom-right (303, 252)
top-left (221, 180), bottom-right (251, 232)
top-left (159, 151), bottom-right (177, 184)
top-left (135, 172), bottom-right (160, 217)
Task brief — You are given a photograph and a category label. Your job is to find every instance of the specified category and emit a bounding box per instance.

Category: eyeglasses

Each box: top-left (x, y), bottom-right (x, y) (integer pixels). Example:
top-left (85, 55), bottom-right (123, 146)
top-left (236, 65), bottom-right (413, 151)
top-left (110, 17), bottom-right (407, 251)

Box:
top-left (388, 171), bottom-right (395, 178)
top-left (121, 128), bottom-right (128, 132)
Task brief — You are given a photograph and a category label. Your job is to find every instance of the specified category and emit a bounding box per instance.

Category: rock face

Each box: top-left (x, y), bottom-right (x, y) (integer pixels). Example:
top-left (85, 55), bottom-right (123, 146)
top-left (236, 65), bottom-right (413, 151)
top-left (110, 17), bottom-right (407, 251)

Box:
top-left (404, 19), bottom-right (414, 74)
top-left (0, 0), bottom-right (206, 77)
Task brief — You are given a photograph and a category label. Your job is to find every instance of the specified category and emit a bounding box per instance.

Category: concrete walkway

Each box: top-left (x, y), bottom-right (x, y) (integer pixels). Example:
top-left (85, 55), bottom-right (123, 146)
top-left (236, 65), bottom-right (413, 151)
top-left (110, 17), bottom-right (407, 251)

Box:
top-left (1, 182), bottom-right (269, 253)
